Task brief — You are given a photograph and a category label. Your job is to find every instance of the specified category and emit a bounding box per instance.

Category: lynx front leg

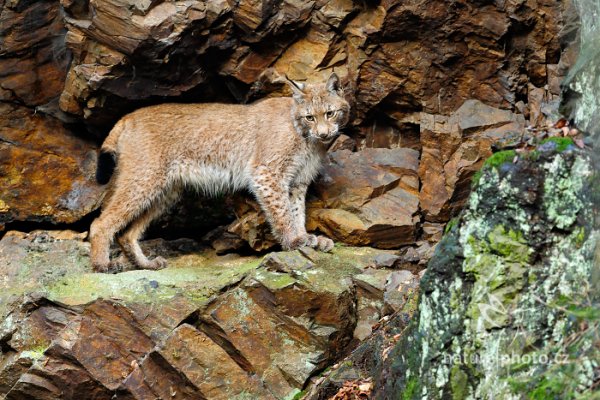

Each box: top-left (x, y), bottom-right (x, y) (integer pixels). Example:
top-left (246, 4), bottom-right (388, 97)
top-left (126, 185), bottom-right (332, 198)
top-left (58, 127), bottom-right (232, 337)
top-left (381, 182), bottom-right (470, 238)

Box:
top-left (252, 174), bottom-right (313, 250)
top-left (289, 183), bottom-right (309, 236)
top-left (290, 183), bottom-right (334, 252)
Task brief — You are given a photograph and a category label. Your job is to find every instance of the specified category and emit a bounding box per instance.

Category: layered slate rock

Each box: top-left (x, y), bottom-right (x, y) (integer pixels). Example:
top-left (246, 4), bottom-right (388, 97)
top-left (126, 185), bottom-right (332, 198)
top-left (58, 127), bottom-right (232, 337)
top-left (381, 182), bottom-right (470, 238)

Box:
top-left (416, 100), bottom-right (526, 222)
top-left (54, 0), bottom-right (571, 128)
top-left (308, 148), bottom-right (420, 248)
top-left (0, 0), bottom-right (576, 255)
top-left (0, 231), bottom-right (421, 399)
top-left (0, 0), bottom-right (69, 107)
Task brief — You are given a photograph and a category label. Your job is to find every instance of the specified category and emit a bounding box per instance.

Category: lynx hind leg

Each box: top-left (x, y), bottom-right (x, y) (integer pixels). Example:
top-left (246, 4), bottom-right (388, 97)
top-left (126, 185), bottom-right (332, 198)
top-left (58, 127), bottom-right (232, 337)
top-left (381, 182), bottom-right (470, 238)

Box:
top-left (117, 202), bottom-right (167, 270)
top-left (90, 169), bottom-right (171, 272)
top-left (90, 193), bottom-right (138, 273)
top-left (117, 190), bottom-right (179, 270)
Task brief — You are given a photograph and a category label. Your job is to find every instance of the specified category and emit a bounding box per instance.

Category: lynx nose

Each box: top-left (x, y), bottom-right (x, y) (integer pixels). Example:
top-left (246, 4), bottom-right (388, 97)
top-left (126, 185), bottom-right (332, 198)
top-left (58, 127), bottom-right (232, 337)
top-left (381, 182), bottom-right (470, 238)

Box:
top-left (316, 126), bottom-right (330, 140)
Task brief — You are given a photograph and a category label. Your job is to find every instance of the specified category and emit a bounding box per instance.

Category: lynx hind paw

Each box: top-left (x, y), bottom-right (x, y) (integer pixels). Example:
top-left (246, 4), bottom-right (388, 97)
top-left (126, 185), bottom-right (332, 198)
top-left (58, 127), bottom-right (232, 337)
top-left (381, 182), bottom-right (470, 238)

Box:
top-left (316, 236), bottom-right (334, 252)
top-left (93, 260), bottom-right (124, 274)
top-left (145, 256), bottom-right (168, 271)
top-left (92, 263), bottom-right (110, 273)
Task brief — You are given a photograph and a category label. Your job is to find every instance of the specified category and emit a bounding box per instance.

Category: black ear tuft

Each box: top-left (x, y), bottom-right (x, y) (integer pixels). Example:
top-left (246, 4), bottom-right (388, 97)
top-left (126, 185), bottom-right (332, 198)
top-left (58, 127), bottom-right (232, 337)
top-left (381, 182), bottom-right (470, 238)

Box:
top-left (285, 75), bottom-right (306, 103)
top-left (96, 151), bottom-right (116, 184)
top-left (326, 72), bottom-right (341, 94)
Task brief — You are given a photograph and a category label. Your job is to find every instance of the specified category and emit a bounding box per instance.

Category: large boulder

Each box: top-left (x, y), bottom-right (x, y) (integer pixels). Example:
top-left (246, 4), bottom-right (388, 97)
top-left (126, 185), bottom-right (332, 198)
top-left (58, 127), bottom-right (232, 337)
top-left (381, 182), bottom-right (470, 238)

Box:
top-left (372, 143), bottom-right (597, 398)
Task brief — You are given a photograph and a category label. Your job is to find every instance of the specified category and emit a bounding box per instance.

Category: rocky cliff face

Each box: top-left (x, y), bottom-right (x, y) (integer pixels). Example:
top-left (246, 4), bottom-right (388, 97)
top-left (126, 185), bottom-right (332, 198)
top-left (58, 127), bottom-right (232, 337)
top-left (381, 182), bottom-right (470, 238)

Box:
top-left (303, 140), bottom-right (598, 399)
top-left (0, 1), bottom-right (592, 399)
top-left (0, 0), bottom-right (576, 257)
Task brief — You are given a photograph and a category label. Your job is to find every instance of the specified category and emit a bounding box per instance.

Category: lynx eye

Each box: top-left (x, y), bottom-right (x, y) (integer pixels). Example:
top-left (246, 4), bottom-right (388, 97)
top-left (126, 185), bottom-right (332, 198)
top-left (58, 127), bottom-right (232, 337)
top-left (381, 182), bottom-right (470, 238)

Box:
top-left (305, 115), bottom-right (315, 122)
top-left (325, 110), bottom-right (336, 119)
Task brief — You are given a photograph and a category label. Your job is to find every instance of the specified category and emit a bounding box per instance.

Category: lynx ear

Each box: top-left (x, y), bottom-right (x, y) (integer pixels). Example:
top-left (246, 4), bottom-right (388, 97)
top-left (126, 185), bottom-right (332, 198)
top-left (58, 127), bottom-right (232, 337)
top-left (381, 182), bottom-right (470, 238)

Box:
top-left (285, 75), bottom-right (306, 103)
top-left (326, 72), bottom-right (342, 94)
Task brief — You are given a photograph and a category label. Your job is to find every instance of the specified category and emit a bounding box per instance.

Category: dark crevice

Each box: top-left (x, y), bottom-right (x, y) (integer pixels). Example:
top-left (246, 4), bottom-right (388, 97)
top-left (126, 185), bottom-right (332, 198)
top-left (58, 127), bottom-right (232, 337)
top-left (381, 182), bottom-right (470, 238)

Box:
top-left (0, 333), bottom-right (16, 353)
top-left (195, 317), bottom-right (256, 375)
top-left (0, 209), bottom-right (99, 241)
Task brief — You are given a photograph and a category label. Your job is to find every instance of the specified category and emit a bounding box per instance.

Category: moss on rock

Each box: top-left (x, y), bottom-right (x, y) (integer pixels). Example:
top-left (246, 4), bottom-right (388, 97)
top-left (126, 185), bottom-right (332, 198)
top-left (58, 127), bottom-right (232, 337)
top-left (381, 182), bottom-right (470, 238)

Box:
top-left (540, 136), bottom-right (575, 152)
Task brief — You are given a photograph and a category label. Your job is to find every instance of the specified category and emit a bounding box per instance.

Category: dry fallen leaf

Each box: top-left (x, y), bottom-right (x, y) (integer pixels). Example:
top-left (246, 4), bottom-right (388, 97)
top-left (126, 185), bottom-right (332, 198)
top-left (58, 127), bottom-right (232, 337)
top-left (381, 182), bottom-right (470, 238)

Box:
top-left (554, 118), bottom-right (568, 129)
top-left (574, 138), bottom-right (585, 149)
top-left (330, 378), bottom-right (373, 400)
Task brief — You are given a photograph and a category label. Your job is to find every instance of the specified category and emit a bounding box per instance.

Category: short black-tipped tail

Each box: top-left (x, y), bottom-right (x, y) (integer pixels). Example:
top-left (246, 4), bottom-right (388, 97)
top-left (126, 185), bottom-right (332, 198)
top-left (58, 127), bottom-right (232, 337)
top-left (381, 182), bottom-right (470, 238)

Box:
top-left (96, 150), bottom-right (116, 184)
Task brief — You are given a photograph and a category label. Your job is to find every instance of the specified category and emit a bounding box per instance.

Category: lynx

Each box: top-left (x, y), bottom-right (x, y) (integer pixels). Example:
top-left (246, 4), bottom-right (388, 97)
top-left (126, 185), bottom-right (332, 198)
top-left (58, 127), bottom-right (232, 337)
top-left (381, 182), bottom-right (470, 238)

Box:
top-left (89, 73), bottom-right (350, 272)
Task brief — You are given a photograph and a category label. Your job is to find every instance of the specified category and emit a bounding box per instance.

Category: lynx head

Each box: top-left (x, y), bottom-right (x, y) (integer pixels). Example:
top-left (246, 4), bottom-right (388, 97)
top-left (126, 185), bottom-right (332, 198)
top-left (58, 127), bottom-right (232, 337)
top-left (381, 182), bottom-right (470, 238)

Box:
top-left (288, 73), bottom-right (350, 144)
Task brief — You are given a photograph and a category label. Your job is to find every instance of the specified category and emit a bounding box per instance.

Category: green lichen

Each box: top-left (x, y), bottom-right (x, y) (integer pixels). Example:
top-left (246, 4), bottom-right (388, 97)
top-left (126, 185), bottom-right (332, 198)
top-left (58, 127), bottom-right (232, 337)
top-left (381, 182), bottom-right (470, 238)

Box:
top-left (46, 259), bottom-right (260, 307)
top-left (450, 365), bottom-right (469, 400)
top-left (543, 154), bottom-right (589, 230)
top-left (487, 225), bottom-right (531, 263)
top-left (20, 345), bottom-right (48, 361)
top-left (445, 218), bottom-right (459, 234)
top-left (257, 271), bottom-right (298, 290)
top-left (484, 150), bottom-right (517, 168)
top-left (572, 226), bottom-right (587, 248)
top-left (402, 376), bottom-right (419, 400)
top-left (540, 137), bottom-right (575, 152)
top-left (288, 389), bottom-right (305, 400)
top-left (507, 292), bottom-right (599, 400)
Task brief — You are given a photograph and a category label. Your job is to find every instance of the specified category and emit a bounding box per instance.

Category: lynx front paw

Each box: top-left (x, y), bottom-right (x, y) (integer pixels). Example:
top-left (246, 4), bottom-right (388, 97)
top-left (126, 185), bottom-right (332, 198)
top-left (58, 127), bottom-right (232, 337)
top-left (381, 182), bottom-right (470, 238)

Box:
top-left (285, 234), bottom-right (318, 250)
top-left (315, 235), bottom-right (334, 252)
top-left (144, 256), bottom-right (168, 271)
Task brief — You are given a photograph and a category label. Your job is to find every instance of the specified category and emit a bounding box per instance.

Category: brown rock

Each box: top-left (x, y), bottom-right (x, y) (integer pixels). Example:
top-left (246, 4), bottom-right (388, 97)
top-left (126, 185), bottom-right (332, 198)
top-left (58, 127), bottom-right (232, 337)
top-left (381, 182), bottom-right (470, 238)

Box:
top-left (63, 301), bottom-right (155, 391)
top-left (453, 99), bottom-right (522, 135)
top-left (225, 196), bottom-right (278, 252)
top-left (421, 222), bottom-right (444, 242)
top-left (329, 134), bottom-right (356, 152)
top-left (122, 349), bottom-right (205, 400)
top-left (353, 269), bottom-right (390, 341)
top-left (59, 0), bottom-right (233, 120)
top-left (383, 270), bottom-right (419, 314)
top-left (136, 324), bottom-right (273, 399)
top-left (0, 104), bottom-right (103, 228)
top-left (417, 100), bottom-right (522, 222)
top-left (0, 0), bottom-right (69, 106)
top-left (308, 148), bottom-right (420, 248)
